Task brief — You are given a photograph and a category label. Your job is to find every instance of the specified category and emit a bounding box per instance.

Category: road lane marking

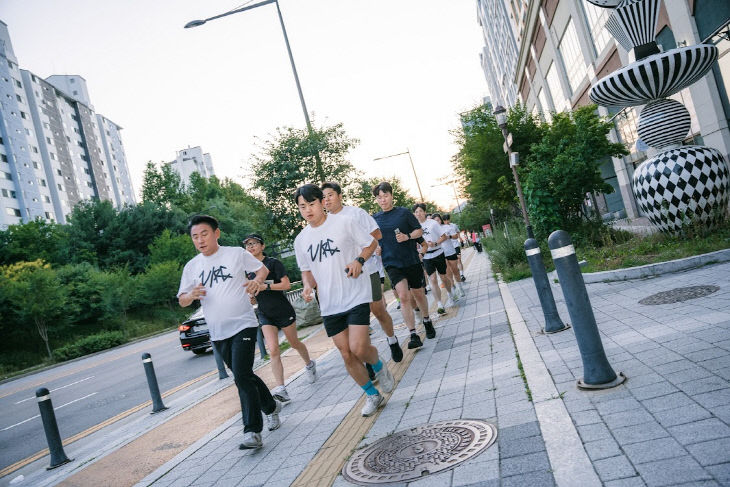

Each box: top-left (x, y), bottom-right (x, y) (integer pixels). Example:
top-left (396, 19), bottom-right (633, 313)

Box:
top-left (0, 369), bottom-right (217, 477)
top-left (2, 393), bottom-right (98, 431)
top-left (14, 376), bottom-right (95, 404)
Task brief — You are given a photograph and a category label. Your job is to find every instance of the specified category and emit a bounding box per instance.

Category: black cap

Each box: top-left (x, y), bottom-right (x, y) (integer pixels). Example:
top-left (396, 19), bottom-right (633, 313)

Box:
top-left (243, 233), bottom-right (264, 245)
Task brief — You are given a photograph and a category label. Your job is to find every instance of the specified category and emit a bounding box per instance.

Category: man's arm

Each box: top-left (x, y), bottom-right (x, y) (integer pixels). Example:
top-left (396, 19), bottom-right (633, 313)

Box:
top-left (301, 270), bottom-right (317, 302)
top-left (179, 283), bottom-right (205, 307)
top-left (246, 265), bottom-right (270, 295)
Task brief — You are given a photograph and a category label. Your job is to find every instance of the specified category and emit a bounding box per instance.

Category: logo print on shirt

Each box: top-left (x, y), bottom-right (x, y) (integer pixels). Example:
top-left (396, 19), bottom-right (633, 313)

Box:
top-left (308, 238), bottom-right (340, 262)
top-left (200, 266), bottom-right (233, 288)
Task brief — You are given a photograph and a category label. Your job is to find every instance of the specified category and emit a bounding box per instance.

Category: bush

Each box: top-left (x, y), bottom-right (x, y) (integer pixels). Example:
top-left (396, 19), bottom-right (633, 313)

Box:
top-left (52, 330), bottom-right (126, 362)
top-left (483, 222), bottom-right (534, 281)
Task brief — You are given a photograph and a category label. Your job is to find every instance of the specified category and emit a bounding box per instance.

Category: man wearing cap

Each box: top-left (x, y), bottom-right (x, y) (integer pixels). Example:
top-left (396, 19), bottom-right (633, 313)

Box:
top-left (243, 233), bottom-right (318, 404)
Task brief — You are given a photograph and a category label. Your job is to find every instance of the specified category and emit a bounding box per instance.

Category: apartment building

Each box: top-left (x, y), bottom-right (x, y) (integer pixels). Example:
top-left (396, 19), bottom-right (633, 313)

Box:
top-left (167, 146), bottom-right (215, 186)
top-left (477, 0), bottom-right (730, 220)
top-left (0, 20), bottom-right (135, 228)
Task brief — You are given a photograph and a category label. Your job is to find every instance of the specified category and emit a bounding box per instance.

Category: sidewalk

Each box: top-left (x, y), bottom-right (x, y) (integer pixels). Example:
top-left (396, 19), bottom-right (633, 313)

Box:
top-left (60, 248), bottom-right (729, 486)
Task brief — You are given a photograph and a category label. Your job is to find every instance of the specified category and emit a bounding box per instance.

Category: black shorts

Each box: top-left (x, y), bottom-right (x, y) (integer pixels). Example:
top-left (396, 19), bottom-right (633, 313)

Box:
top-left (323, 302), bottom-right (371, 337)
top-left (445, 253), bottom-right (458, 261)
top-left (386, 263), bottom-right (425, 290)
top-left (257, 309), bottom-right (296, 329)
top-left (423, 253), bottom-right (447, 275)
top-left (370, 272), bottom-right (383, 301)
top-left (454, 246), bottom-right (461, 255)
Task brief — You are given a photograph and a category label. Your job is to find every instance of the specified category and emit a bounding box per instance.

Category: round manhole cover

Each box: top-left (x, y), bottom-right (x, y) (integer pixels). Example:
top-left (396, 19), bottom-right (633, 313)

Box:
top-left (342, 419), bottom-right (497, 485)
top-left (639, 285), bottom-right (719, 305)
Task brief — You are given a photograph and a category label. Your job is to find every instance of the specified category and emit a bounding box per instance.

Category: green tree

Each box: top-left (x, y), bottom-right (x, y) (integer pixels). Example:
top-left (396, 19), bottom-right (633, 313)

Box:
top-left (349, 176), bottom-right (419, 214)
top-left (141, 161), bottom-right (189, 207)
top-left (524, 105), bottom-right (628, 239)
top-left (0, 219), bottom-right (68, 266)
top-left (250, 122), bottom-right (359, 238)
top-left (452, 103), bottom-right (543, 212)
top-left (136, 261), bottom-right (183, 311)
top-left (149, 229), bottom-right (197, 266)
top-left (95, 267), bottom-right (136, 327)
top-left (2, 261), bottom-right (67, 359)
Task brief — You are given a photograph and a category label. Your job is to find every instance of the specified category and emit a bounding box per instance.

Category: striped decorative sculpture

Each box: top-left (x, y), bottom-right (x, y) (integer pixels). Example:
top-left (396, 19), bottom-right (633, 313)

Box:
top-left (587, 0), bottom-right (730, 233)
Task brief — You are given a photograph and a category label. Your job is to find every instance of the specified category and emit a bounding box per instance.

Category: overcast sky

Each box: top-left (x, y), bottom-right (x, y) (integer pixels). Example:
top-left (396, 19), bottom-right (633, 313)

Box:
top-left (1, 0), bottom-right (488, 209)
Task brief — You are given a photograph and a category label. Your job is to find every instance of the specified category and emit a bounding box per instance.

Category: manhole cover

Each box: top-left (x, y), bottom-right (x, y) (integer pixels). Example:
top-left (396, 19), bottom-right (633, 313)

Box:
top-left (342, 419), bottom-right (497, 485)
top-left (639, 285), bottom-right (720, 305)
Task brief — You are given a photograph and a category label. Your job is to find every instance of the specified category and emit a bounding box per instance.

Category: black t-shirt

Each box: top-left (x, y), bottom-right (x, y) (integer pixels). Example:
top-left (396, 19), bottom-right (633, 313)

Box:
top-left (246, 256), bottom-right (294, 317)
top-left (373, 206), bottom-right (421, 268)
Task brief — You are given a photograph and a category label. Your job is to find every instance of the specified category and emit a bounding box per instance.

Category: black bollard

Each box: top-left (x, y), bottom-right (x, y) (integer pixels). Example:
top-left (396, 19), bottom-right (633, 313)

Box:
top-left (141, 353), bottom-right (168, 413)
top-left (212, 344), bottom-right (229, 379)
top-left (36, 388), bottom-right (73, 469)
top-left (548, 230), bottom-right (626, 390)
top-left (524, 238), bottom-right (569, 334)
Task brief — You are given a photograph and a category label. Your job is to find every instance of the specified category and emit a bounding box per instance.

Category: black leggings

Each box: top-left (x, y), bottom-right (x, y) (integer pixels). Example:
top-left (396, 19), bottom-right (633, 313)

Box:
top-left (214, 327), bottom-right (276, 433)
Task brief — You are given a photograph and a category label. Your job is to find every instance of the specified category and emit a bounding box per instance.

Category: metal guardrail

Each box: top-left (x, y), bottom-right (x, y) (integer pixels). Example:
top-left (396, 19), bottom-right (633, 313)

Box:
top-left (285, 282), bottom-right (304, 304)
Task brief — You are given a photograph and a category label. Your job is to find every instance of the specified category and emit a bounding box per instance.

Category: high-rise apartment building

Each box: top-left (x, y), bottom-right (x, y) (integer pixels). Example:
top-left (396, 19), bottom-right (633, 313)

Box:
top-left (0, 20), bottom-right (135, 228)
top-left (477, 0), bottom-right (730, 220)
top-left (477, 0), bottom-right (520, 108)
top-left (167, 146), bottom-right (215, 186)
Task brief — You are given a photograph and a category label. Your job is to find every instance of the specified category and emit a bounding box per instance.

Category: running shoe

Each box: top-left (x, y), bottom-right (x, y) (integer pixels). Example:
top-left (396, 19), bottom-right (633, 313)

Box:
top-left (306, 360), bottom-right (318, 383)
top-left (375, 361), bottom-right (395, 393)
top-left (361, 393), bottom-right (383, 417)
top-left (272, 385), bottom-right (290, 404)
top-left (460, 274), bottom-right (466, 282)
top-left (389, 338), bottom-right (403, 362)
top-left (397, 303), bottom-right (401, 309)
top-left (407, 333), bottom-right (423, 349)
top-left (266, 399), bottom-right (282, 431)
top-left (423, 319), bottom-right (436, 339)
top-left (366, 362), bottom-right (377, 382)
top-left (239, 432), bottom-right (263, 449)
top-left (437, 306), bottom-right (446, 315)
top-left (445, 298), bottom-right (455, 308)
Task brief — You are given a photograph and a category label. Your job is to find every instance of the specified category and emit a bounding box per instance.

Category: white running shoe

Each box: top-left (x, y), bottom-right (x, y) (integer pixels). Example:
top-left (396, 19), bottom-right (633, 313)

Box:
top-left (451, 292), bottom-right (460, 302)
top-left (374, 359), bottom-right (395, 393)
top-left (272, 385), bottom-right (290, 403)
top-left (239, 432), bottom-right (262, 449)
top-left (306, 360), bottom-right (318, 383)
top-left (266, 399), bottom-right (282, 431)
top-left (445, 298), bottom-right (455, 308)
top-left (361, 393), bottom-right (383, 417)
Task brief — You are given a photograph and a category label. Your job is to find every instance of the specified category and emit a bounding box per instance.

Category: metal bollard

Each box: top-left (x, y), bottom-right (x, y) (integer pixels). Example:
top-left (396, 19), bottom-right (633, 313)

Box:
top-left (524, 238), bottom-right (569, 334)
top-left (548, 230), bottom-right (626, 390)
top-left (35, 388), bottom-right (73, 469)
top-left (141, 353), bottom-right (168, 413)
top-left (212, 344), bottom-right (229, 379)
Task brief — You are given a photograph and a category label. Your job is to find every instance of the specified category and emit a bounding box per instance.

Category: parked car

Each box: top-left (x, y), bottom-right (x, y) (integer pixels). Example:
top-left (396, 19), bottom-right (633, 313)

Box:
top-left (178, 308), bottom-right (211, 355)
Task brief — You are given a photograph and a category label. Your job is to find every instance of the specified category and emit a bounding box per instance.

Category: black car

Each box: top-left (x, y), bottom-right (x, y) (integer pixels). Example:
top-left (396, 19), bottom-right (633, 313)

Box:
top-left (178, 308), bottom-right (211, 355)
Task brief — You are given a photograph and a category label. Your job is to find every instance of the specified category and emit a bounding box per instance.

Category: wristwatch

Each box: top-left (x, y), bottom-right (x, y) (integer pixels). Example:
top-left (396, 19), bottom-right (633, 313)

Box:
top-left (356, 256), bottom-right (366, 265)
top-left (266, 282), bottom-right (271, 290)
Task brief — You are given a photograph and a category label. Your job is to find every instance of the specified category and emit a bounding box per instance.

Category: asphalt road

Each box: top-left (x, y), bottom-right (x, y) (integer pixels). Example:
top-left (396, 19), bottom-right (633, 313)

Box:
top-left (0, 329), bottom-right (221, 473)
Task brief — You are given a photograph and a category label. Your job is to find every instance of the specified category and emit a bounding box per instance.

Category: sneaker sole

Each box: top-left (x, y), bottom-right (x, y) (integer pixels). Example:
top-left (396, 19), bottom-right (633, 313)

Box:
top-left (272, 394), bottom-right (290, 403)
top-left (239, 443), bottom-right (262, 449)
top-left (407, 342), bottom-right (423, 349)
top-left (362, 398), bottom-right (384, 417)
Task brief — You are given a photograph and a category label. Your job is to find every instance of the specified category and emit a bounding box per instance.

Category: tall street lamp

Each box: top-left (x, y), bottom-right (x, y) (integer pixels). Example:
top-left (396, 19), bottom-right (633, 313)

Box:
top-left (493, 105), bottom-right (534, 239)
top-left (185, 0), bottom-right (325, 182)
top-left (373, 149), bottom-right (424, 201)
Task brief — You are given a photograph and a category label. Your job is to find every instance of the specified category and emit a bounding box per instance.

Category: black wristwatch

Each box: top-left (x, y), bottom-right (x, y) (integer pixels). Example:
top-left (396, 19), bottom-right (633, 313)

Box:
top-left (266, 282), bottom-right (271, 290)
top-left (356, 256), bottom-right (366, 265)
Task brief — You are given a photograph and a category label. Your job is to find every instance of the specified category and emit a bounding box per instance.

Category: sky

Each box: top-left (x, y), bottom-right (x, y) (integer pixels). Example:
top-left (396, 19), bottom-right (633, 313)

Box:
top-left (0, 0), bottom-right (488, 210)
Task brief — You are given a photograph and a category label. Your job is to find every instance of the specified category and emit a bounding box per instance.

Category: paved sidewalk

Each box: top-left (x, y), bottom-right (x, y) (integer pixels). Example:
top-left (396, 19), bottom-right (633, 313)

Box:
top-left (508, 261), bottom-right (730, 486)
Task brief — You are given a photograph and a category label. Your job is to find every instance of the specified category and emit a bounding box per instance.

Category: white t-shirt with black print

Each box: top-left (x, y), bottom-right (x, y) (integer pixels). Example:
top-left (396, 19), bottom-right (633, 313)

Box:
top-left (177, 246), bottom-right (264, 341)
top-left (294, 213), bottom-right (375, 316)
top-left (337, 205), bottom-right (380, 275)
top-left (440, 223), bottom-right (457, 256)
top-left (420, 218), bottom-right (445, 260)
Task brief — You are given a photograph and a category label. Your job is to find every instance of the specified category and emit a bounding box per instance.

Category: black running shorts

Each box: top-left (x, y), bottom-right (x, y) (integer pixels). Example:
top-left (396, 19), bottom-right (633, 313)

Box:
top-left (385, 263), bottom-right (425, 290)
top-left (423, 253), bottom-right (447, 276)
top-left (322, 302), bottom-right (371, 337)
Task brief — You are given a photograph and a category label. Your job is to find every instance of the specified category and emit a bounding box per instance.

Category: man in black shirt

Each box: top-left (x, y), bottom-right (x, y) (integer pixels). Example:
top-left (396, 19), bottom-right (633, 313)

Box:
top-left (244, 234), bottom-right (318, 403)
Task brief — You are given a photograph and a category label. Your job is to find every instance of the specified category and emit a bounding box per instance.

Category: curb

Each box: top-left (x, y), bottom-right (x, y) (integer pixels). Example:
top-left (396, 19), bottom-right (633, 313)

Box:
top-left (551, 248), bottom-right (730, 284)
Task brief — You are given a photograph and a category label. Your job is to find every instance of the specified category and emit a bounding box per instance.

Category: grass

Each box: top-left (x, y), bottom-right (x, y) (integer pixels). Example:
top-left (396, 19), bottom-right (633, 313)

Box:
top-left (485, 218), bottom-right (730, 282)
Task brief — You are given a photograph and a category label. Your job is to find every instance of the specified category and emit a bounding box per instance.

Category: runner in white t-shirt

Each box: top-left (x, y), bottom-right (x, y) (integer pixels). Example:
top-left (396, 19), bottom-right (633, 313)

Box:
top-left (177, 215), bottom-right (281, 450)
top-left (444, 214), bottom-right (465, 281)
top-left (294, 184), bottom-right (395, 417)
top-left (413, 204), bottom-right (458, 315)
top-left (433, 213), bottom-right (465, 297)
top-left (322, 181), bottom-right (403, 370)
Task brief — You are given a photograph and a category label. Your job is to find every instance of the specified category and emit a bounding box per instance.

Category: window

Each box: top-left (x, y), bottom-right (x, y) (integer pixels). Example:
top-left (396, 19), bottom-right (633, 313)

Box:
top-left (16, 94), bottom-right (22, 102)
top-left (44, 195), bottom-right (51, 203)
top-left (1, 154), bottom-right (7, 162)
top-left (6, 207), bottom-right (21, 217)
top-left (57, 183), bottom-right (63, 191)
top-left (1, 171), bottom-right (11, 180)
top-left (20, 111), bottom-right (27, 119)
top-left (57, 169), bottom-right (62, 176)
top-left (45, 212), bottom-right (51, 219)
top-left (0, 137), bottom-right (3, 144)
top-left (69, 78), bottom-right (75, 84)
top-left (537, 88), bottom-right (552, 122)
top-left (546, 62), bottom-right (569, 113)
top-left (50, 152), bottom-right (56, 160)
top-left (33, 161), bottom-right (39, 169)
top-left (558, 19), bottom-right (587, 94)
top-left (14, 79), bottom-right (21, 88)
top-left (583, 3), bottom-right (612, 55)
top-left (32, 146), bottom-right (39, 153)
top-left (40, 179), bottom-right (47, 187)
top-left (87, 181), bottom-right (93, 188)
top-left (46, 137), bottom-right (52, 144)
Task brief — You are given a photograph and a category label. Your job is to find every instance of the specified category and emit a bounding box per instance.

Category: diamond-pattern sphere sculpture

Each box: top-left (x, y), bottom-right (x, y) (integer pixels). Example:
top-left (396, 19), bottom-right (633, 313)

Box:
top-left (584, 0), bottom-right (730, 233)
top-left (632, 146), bottom-right (730, 233)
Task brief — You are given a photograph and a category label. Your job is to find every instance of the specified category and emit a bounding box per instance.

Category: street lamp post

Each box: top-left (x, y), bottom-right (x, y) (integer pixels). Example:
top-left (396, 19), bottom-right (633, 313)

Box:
top-left (373, 148), bottom-right (424, 201)
top-left (432, 179), bottom-right (462, 214)
top-left (493, 105), bottom-right (534, 239)
top-left (185, 0), bottom-right (325, 182)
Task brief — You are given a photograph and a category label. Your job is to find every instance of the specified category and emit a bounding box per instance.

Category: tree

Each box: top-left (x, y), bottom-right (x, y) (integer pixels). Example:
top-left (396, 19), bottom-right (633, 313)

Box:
top-left (452, 103), bottom-right (543, 213)
top-left (524, 105), bottom-right (628, 239)
top-left (95, 267), bottom-right (136, 327)
top-left (349, 176), bottom-right (419, 214)
top-left (141, 161), bottom-right (189, 207)
top-left (149, 229), bottom-right (197, 267)
top-left (2, 260), bottom-right (67, 360)
top-left (250, 122), bottom-right (360, 238)
top-left (0, 218), bottom-right (68, 266)
top-left (136, 261), bottom-right (183, 311)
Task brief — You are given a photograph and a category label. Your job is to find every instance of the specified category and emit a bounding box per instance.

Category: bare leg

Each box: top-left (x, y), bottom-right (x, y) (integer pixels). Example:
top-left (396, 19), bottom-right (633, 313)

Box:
top-left (261, 325), bottom-right (284, 387)
top-left (331, 328), bottom-right (370, 386)
top-left (395, 279), bottom-right (416, 332)
top-left (428, 272), bottom-right (442, 304)
top-left (281, 322), bottom-right (311, 366)
top-left (411, 287), bottom-right (429, 316)
top-left (370, 299), bottom-right (394, 337)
